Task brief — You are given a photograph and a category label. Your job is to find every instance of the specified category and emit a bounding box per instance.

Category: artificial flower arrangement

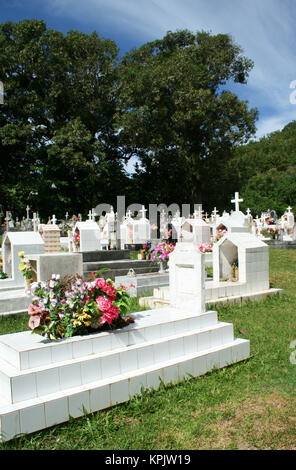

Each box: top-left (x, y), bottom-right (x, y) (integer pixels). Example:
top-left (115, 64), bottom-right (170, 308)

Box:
top-left (198, 243), bottom-right (213, 253)
top-left (18, 251), bottom-right (33, 281)
top-left (140, 241), bottom-right (152, 259)
top-left (73, 231), bottom-right (80, 248)
top-left (150, 241), bottom-right (175, 261)
top-left (27, 271), bottom-right (133, 341)
top-left (261, 227), bottom-right (279, 239)
top-left (211, 229), bottom-right (227, 244)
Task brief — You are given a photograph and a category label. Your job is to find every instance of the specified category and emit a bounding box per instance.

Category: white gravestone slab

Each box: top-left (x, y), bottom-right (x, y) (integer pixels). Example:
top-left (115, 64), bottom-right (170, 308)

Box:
top-left (73, 221), bottom-right (101, 252)
top-left (169, 241), bottom-right (205, 314)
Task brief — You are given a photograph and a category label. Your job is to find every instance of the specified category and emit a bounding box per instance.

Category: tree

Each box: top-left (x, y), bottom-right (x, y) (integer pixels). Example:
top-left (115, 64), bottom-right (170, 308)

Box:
top-left (0, 19), bottom-right (127, 218)
top-left (116, 30), bottom-right (258, 207)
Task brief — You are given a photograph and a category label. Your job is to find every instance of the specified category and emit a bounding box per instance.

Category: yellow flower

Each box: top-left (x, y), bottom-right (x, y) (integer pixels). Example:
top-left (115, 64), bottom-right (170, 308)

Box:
top-left (19, 263), bottom-right (25, 271)
top-left (18, 251), bottom-right (24, 257)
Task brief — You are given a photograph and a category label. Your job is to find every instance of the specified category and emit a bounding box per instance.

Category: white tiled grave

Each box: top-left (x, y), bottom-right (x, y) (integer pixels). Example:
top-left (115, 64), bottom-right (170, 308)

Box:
top-left (0, 306), bottom-right (249, 442)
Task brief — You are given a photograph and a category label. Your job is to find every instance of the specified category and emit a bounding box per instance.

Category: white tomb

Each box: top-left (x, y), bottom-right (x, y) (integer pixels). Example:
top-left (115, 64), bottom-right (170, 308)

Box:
top-left (0, 239), bottom-right (250, 442)
top-left (132, 206), bottom-right (150, 245)
top-left (1, 232), bottom-right (45, 286)
top-left (73, 221), bottom-right (101, 252)
top-left (179, 219), bottom-right (211, 245)
top-left (27, 253), bottom-right (83, 283)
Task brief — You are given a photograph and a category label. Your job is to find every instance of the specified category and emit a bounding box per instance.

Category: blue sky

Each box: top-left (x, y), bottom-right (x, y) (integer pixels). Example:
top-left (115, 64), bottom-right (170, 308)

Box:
top-left (0, 0), bottom-right (295, 139)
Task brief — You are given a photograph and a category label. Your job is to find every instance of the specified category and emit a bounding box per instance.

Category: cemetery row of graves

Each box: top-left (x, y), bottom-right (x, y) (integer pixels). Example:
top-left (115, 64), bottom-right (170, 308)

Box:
top-left (0, 192), bottom-right (293, 444)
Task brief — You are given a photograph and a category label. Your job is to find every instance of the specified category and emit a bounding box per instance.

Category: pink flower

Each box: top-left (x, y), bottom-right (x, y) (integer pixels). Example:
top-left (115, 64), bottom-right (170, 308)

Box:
top-left (28, 304), bottom-right (40, 316)
top-left (96, 296), bottom-right (112, 312)
top-left (95, 278), bottom-right (107, 289)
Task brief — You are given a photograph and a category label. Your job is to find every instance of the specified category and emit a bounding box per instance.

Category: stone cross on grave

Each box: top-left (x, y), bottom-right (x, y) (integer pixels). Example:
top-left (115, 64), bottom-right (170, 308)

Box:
top-left (231, 192), bottom-right (243, 212)
top-left (126, 210), bottom-right (133, 219)
top-left (212, 207), bottom-right (219, 220)
top-left (287, 206), bottom-right (292, 213)
top-left (26, 205), bottom-right (30, 220)
top-left (32, 213), bottom-right (38, 232)
top-left (88, 210), bottom-right (92, 221)
top-left (51, 214), bottom-right (57, 225)
top-left (194, 205), bottom-right (203, 219)
top-left (139, 205), bottom-right (147, 219)
top-left (65, 212), bottom-right (69, 221)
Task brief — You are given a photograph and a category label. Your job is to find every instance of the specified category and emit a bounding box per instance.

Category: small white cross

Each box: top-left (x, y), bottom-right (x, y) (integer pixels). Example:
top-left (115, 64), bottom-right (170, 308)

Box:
top-left (88, 210), bottom-right (92, 221)
top-left (126, 210), bottom-right (132, 219)
top-left (52, 214), bottom-right (57, 225)
top-left (26, 205), bottom-right (30, 219)
top-left (65, 212), bottom-right (69, 220)
top-left (140, 205), bottom-right (147, 219)
top-left (231, 192), bottom-right (243, 212)
top-left (287, 206), bottom-right (292, 213)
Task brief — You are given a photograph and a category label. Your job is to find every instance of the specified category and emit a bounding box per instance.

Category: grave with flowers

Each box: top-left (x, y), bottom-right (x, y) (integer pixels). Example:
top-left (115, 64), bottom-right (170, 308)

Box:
top-left (0, 237), bottom-right (250, 442)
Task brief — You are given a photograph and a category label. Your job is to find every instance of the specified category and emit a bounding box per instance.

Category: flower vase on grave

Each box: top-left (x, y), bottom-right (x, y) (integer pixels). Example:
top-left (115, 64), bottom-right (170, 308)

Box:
top-left (158, 259), bottom-right (168, 273)
top-left (25, 278), bottom-right (32, 292)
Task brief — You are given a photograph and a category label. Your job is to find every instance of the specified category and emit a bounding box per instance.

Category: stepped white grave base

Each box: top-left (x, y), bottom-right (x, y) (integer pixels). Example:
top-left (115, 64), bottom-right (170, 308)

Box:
top-left (0, 306), bottom-right (249, 442)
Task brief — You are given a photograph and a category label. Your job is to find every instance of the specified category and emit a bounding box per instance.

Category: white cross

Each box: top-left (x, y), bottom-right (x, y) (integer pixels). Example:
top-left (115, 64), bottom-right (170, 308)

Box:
top-left (126, 210), bottom-right (132, 219)
top-left (287, 206), bottom-right (292, 213)
top-left (26, 205), bottom-right (30, 219)
top-left (140, 205), bottom-right (147, 219)
top-left (92, 208), bottom-right (96, 221)
top-left (52, 214), bottom-right (57, 225)
top-left (32, 213), bottom-right (38, 231)
top-left (246, 208), bottom-right (252, 219)
top-left (88, 210), bottom-right (92, 221)
top-left (212, 207), bottom-right (219, 220)
top-left (65, 212), bottom-right (69, 220)
top-left (231, 192), bottom-right (243, 212)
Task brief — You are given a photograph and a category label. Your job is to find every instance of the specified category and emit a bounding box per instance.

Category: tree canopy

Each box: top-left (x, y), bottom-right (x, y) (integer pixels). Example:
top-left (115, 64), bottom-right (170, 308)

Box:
top-left (2, 20), bottom-right (292, 219)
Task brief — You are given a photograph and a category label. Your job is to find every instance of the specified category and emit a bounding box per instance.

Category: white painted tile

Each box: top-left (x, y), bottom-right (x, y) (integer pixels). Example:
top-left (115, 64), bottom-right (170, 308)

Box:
top-left (146, 369), bottom-right (164, 390)
top-left (92, 335), bottom-right (111, 354)
top-left (137, 346), bottom-right (154, 368)
top-left (187, 317), bottom-right (201, 330)
top-left (129, 329), bottom-right (146, 345)
top-left (12, 374), bottom-right (37, 403)
top-left (174, 320), bottom-right (188, 334)
top-left (68, 391), bottom-right (90, 418)
top-left (45, 397), bottom-right (68, 427)
top-left (220, 348), bottom-right (232, 368)
top-left (206, 351), bottom-right (220, 371)
top-left (222, 325), bottom-right (234, 344)
top-left (153, 341), bottom-right (170, 363)
top-left (90, 385), bottom-right (111, 412)
top-left (129, 374), bottom-right (147, 398)
top-left (51, 343), bottom-right (72, 363)
top-left (143, 325), bottom-right (160, 342)
top-left (101, 353), bottom-right (120, 379)
top-left (210, 328), bottom-right (223, 348)
top-left (36, 368), bottom-right (60, 396)
top-left (160, 321), bottom-right (175, 338)
top-left (0, 370), bottom-right (12, 402)
top-left (178, 360), bottom-right (193, 380)
top-left (81, 358), bottom-right (101, 384)
top-left (163, 365), bottom-right (179, 385)
top-left (183, 335), bottom-right (197, 355)
top-left (72, 339), bottom-right (93, 359)
top-left (111, 331), bottom-right (129, 349)
top-left (192, 356), bottom-right (207, 376)
top-left (28, 347), bottom-right (52, 369)
top-left (0, 411), bottom-right (20, 442)
top-left (197, 331), bottom-right (211, 351)
top-left (59, 363), bottom-right (82, 390)
top-left (169, 338), bottom-right (184, 359)
top-left (120, 349), bottom-right (138, 374)
top-left (110, 379), bottom-right (129, 405)
top-left (20, 352), bottom-right (29, 370)
top-left (20, 404), bottom-right (45, 434)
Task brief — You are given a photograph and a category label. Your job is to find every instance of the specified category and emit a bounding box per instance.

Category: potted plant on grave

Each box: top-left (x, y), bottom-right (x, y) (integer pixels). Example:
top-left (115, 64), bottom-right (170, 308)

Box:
top-left (18, 251), bottom-right (33, 289)
top-left (150, 241), bottom-right (175, 273)
top-left (27, 272), bottom-right (134, 341)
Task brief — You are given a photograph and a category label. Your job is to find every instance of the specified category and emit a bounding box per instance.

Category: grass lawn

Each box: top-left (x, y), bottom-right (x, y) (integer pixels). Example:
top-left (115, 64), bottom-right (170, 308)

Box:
top-left (0, 249), bottom-right (296, 450)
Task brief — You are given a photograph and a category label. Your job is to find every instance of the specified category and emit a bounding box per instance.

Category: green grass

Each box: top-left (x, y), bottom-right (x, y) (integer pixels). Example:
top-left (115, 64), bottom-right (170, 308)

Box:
top-left (1, 249), bottom-right (296, 450)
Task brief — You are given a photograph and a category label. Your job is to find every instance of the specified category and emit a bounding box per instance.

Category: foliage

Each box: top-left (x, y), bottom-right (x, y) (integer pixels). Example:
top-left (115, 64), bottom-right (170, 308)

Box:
top-left (116, 29), bottom-right (257, 205)
top-left (27, 273), bottom-right (132, 340)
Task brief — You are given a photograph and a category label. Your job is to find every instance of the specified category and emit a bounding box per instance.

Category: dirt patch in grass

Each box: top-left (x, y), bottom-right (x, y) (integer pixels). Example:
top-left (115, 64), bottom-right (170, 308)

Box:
top-left (198, 391), bottom-right (296, 450)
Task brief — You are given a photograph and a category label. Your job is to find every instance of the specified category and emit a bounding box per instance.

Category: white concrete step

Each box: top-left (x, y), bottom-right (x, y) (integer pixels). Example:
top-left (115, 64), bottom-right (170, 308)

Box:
top-left (0, 321), bottom-right (234, 404)
top-left (0, 337), bottom-right (249, 442)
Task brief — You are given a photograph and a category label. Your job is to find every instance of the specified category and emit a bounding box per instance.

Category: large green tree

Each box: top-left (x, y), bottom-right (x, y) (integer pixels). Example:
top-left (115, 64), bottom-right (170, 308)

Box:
top-left (116, 30), bottom-right (258, 207)
top-left (0, 19), bottom-right (127, 218)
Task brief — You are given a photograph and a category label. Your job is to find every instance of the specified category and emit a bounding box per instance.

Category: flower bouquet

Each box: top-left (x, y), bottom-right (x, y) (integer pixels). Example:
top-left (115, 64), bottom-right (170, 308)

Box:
top-left (73, 231), bottom-right (80, 250)
top-left (142, 241), bottom-right (152, 259)
top-left (151, 241), bottom-right (175, 272)
top-left (211, 229), bottom-right (227, 243)
top-left (198, 243), bottom-right (213, 253)
top-left (19, 251), bottom-right (33, 288)
top-left (27, 272), bottom-right (133, 341)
